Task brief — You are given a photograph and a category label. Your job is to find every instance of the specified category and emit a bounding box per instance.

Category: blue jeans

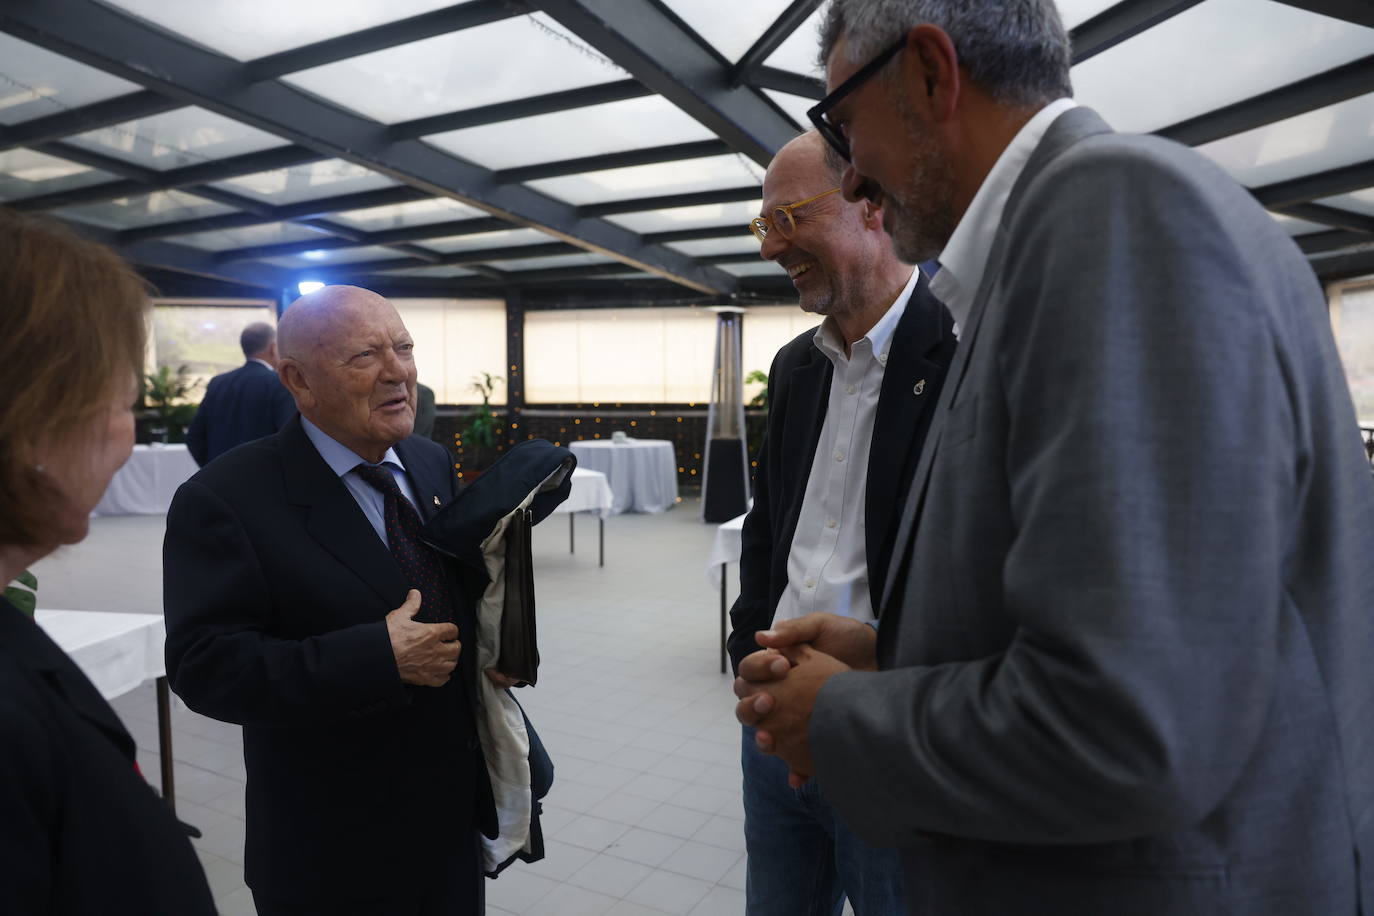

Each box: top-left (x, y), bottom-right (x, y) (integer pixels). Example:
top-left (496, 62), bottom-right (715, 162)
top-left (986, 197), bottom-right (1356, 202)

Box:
top-left (741, 727), bottom-right (905, 916)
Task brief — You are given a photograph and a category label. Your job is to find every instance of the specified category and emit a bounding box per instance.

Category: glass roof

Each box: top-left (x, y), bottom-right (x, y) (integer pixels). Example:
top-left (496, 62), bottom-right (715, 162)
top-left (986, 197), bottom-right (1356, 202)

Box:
top-left (765, 9), bottom-right (824, 77)
top-left (262, 245), bottom-right (409, 269)
top-left (527, 154), bottom-right (764, 206)
top-left (488, 252), bottom-right (615, 272)
top-left (1198, 91), bottom-right (1374, 188)
top-left (328, 196), bottom-right (486, 232)
top-left (64, 106), bottom-right (288, 171)
top-left (1319, 188), bottom-right (1374, 217)
top-left (0, 148), bottom-right (116, 201)
top-left (373, 265), bottom-right (480, 278)
top-left (661, 0), bottom-right (793, 63)
top-left (1073, 0), bottom-right (1374, 135)
top-left (425, 95), bottom-right (716, 171)
top-left (720, 261), bottom-right (786, 278)
top-left (283, 14), bottom-right (626, 125)
top-left (0, 33), bottom-right (140, 125)
top-left (421, 228), bottom-right (558, 254)
top-left (606, 199), bottom-right (762, 235)
top-left (209, 159), bottom-right (396, 205)
top-left (1270, 212), bottom-right (1332, 235)
top-left (102, 0), bottom-right (457, 62)
top-left (764, 90), bottom-right (814, 129)
top-left (667, 236), bottom-right (758, 258)
top-left (56, 189), bottom-right (236, 229)
top-left (170, 222), bottom-right (335, 252)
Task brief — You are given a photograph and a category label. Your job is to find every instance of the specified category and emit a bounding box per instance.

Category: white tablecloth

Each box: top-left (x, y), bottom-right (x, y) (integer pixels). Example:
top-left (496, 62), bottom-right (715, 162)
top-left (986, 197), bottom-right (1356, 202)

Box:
top-left (93, 444), bottom-right (198, 516)
top-left (34, 609), bottom-right (166, 700)
top-left (550, 468), bottom-right (614, 519)
top-left (568, 439), bottom-right (678, 514)
top-left (706, 512), bottom-right (748, 589)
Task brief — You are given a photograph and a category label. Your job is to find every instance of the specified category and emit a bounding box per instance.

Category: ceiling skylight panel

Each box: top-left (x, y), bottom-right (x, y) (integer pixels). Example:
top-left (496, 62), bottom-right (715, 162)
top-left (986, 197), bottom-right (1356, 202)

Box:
top-left (421, 228), bottom-right (558, 253)
top-left (0, 33), bottom-right (140, 125)
top-left (1316, 188), bottom-right (1374, 217)
top-left (486, 252), bottom-right (615, 272)
top-left (0, 149), bottom-right (116, 201)
top-left (1197, 91), bottom-right (1374, 188)
top-left (282, 14), bottom-right (626, 125)
top-left (64, 107), bottom-right (288, 171)
top-left (667, 236), bottom-right (759, 258)
top-left (170, 222), bottom-right (335, 252)
top-left (263, 245), bottom-right (409, 269)
top-left (605, 199), bottom-right (763, 234)
top-left (527, 155), bottom-right (765, 206)
top-left (209, 159), bottom-right (397, 205)
top-left (328, 197), bottom-right (486, 231)
top-left (55, 190), bottom-right (236, 229)
top-left (661, 0), bottom-right (793, 62)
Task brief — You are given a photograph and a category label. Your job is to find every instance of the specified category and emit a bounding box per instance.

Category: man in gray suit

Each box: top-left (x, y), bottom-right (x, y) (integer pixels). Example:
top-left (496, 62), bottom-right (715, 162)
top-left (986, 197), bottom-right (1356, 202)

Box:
top-left (735, 2), bottom-right (1374, 914)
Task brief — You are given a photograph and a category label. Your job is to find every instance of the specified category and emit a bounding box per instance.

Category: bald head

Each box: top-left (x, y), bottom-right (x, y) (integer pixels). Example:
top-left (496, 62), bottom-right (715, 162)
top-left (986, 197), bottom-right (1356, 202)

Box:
top-left (277, 285), bottom-right (418, 463)
top-left (772, 130), bottom-right (845, 187)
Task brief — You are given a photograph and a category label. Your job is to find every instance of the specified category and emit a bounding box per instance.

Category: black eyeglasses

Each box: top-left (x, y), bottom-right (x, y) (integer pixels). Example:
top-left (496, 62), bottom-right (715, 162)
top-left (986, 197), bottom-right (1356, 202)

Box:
top-left (808, 36), bottom-right (906, 163)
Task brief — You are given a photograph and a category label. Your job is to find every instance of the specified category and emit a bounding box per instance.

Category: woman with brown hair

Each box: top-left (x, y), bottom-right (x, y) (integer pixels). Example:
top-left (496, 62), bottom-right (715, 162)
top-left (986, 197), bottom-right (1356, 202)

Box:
top-left (0, 208), bottom-right (216, 914)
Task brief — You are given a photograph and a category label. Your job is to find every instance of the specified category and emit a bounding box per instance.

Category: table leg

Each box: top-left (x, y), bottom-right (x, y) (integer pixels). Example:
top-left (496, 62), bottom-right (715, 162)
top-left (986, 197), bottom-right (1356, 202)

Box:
top-left (599, 518), bottom-right (605, 568)
top-left (569, 514), bottom-right (575, 554)
top-left (719, 565), bottom-right (727, 674)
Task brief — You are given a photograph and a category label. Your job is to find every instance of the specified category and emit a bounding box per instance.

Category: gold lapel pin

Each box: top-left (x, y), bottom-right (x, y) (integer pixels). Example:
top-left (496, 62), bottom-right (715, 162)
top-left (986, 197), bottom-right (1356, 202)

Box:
top-left (432, 496), bottom-right (441, 507)
top-left (914, 379), bottom-right (926, 396)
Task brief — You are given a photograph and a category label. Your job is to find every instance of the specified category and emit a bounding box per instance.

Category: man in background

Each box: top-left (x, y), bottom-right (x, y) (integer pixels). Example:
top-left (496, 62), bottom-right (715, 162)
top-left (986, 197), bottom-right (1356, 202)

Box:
top-left (729, 130), bottom-right (954, 915)
top-left (736, 1), bottom-right (1374, 913)
top-left (185, 320), bottom-right (295, 466)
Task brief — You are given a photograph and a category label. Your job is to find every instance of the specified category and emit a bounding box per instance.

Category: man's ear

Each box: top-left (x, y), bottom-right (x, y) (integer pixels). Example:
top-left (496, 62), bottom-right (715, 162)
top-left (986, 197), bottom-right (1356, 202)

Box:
top-left (863, 201), bottom-right (884, 231)
top-left (278, 360), bottom-right (314, 411)
top-left (904, 24), bottom-right (961, 123)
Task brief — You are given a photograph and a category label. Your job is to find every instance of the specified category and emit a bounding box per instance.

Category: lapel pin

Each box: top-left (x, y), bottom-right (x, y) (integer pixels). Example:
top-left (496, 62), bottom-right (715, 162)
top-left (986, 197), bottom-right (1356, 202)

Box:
top-left (432, 496), bottom-right (441, 507)
top-left (914, 379), bottom-right (926, 396)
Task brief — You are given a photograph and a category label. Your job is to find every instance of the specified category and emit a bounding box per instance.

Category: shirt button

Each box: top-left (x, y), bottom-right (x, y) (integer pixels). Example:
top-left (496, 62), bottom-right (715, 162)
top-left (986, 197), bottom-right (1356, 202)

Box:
top-left (826, 518), bottom-right (837, 529)
top-left (835, 451), bottom-right (845, 462)
top-left (805, 578), bottom-right (816, 589)
top-left (846, 384), bottom-right (856, 395)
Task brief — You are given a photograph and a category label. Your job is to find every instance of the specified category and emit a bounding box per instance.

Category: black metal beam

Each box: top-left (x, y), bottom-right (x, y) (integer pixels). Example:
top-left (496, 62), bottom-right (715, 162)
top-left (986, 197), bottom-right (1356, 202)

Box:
top-left (0, 0), bottom-right (736, 294)
top-left (0, 89), bottom-right (180, 152)
top-left (645, 224), bottom-right (752, 244)
top-left (1272, 0), bottom-right (1374, 28)
top-left (1157, 55), bottom-right (1374, 148)
top-left (1296, 228), bottom-right (1373, 254)
top-left (702, 251), bottom-right (762, 265)
top-left (494, 140), bottom-right (733, 184)
top-left (1252, 159), bottom-right (1374, 209)
top-left (1274, 203), bottom-right (1374, 236)
top-left (1069, 0), bottom-right (1206, 64)
top-left (244, 0), bottom-right (532, 81)
top-left (388, 80), bottom-right (651, 141)
top-left (531, 0), bottom-right (800, 165)
top-left (578, 185), bottom-right (761, 218)
top-left (8, 145), bottom-right (324, 211)
top-left (729, 0), bottom-right (823, 85)
top-left (746, 65), bottom-right (824, 101)
top-left (1311, 244), bottom-right (1374, 283)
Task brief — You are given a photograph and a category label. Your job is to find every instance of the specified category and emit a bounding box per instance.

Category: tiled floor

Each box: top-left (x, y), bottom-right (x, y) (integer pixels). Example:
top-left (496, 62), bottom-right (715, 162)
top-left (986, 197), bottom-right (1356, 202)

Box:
top-left (33, 500), bottom-right (762, 915)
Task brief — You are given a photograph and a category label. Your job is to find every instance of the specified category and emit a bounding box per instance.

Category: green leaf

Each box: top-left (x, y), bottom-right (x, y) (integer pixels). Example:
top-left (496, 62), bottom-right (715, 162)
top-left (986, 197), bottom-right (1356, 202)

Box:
top-left (5, 569), bottom-right (37, 617)
top-left (15, 569), bottom-right (37, 589)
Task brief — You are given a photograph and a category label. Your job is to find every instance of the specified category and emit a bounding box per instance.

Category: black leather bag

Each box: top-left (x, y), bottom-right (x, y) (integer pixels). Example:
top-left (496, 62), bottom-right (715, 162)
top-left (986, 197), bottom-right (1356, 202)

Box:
top-left (497, 508), bottom-right (539, 685)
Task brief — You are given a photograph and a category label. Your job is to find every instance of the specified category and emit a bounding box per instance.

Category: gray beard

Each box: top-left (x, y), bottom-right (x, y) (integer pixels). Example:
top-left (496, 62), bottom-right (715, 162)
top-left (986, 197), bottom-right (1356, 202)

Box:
top-left (886, 101), bottom-right (958, 264)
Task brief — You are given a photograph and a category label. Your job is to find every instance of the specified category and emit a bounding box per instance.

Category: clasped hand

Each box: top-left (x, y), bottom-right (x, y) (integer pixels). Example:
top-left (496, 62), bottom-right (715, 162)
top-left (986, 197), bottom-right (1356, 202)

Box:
top-left (733, 613), bottom-right (877, 787)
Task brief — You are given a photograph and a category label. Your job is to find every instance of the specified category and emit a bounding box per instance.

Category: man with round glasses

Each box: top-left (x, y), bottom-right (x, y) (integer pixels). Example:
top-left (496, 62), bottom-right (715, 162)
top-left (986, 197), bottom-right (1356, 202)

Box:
top-left (728, 129), bottom-right (955, 916)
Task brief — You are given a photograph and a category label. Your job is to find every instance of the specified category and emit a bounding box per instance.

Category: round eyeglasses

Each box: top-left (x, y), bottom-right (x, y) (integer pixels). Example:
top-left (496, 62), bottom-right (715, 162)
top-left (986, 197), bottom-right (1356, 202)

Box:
top-left (749, 187), bottom-right (841, 242)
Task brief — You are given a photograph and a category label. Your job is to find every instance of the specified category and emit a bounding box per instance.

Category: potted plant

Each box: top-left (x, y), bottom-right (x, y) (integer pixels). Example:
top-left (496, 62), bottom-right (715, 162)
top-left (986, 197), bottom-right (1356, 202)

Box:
top-left (460, 372), bottom-right (504, 476)
top-left (142, 364), bottom-right (200, 443)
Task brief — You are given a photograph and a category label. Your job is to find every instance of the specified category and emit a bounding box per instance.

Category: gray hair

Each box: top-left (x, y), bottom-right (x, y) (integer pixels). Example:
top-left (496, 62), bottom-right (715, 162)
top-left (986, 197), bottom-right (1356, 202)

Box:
top-left (240, 321), bottom-right (276, 358)
top-left (818, 0), bottom-right (1073, 109)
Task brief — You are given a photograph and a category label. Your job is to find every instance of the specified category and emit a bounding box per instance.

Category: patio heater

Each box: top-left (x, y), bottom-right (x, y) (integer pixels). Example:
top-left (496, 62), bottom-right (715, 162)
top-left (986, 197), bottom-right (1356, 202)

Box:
top-left (701, 306), bottom-right (750, 523)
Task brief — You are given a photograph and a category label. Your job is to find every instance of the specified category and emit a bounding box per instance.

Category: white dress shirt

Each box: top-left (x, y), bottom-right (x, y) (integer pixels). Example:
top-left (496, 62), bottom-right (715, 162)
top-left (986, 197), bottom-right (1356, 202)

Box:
top-left (929, 98), bottom-right (1077, 330)
top-left (300, 416), bottom-right (417, 548)
top-left (774, 267), bottom-right (920, 624)
top-left (249, 357), bottom-right (275, 371)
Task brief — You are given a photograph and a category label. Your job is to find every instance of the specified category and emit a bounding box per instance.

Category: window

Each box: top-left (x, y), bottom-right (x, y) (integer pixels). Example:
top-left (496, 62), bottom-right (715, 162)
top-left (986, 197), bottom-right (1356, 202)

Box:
top-left (390, 298), bottom-right (507, 405)
top-left (147, 299), bottom-right (278, 397)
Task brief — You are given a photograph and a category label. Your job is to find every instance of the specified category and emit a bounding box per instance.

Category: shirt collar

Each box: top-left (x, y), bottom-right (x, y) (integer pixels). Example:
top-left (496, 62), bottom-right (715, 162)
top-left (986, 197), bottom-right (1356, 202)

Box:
top-left (300, 415), bottom-right (406, 478)
top-left (813, 266), bottom-right (918, 365)
top-left (249, 358), bottom-right (275, 371)
top-left (928, 98), bottom-right (1077, 329)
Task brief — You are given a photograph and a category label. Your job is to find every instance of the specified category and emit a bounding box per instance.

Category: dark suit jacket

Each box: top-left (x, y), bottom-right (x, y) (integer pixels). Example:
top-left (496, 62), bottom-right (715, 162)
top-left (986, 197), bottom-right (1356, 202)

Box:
top-left (185, 360), bottom-right (296, 466)
top-left (163, 416), bottom-right (496, 905)
top-left (812, 107), bottom-right (1374, 915)
top-left (0, 598), bottom-right (215, 914)
top-left (726, 275), bottom-right (956, 674)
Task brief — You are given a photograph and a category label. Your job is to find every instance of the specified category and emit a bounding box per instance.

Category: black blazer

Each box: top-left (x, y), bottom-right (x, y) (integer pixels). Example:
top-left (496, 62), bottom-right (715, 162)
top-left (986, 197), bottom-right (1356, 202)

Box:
top-left (726, 275), bottom-right (956, 674)
top-left (163, 416), bottom-right (495, 905)
top-left (185, 360), bottom-right (296, 466)
top-left (0, 599), bottom-right (215, 914)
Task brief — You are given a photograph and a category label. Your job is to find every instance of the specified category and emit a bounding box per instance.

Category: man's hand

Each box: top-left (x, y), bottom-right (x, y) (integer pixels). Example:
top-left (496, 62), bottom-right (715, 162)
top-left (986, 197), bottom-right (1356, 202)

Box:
top-left (756, 613), bottom-right (877, 671)
top-left (385, 589), bottom-right (461, 687)
top-left (734, 643), bottom-right (851, 786)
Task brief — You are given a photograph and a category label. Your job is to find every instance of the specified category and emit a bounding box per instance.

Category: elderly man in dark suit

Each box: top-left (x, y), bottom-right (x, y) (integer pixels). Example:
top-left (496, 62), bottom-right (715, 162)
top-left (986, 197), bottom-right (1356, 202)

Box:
top-left (730, 129), bottom-right (954, 916)
top-left (736, 2), bottom-right (1374, 915)
top-left (165, 286), bottom-right (518, 915)
top-left (185, 320), bottom-right (296, 466)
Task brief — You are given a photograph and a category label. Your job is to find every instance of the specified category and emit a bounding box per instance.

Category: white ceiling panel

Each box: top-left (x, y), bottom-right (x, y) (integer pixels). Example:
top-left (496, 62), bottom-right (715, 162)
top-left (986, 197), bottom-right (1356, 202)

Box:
top-left (605, 199), bottom-right (762, 235)
top-left (487, 252), bottom-right (614, 272)
top-left (764, 90), bottom-right (815, 128)
top-left (667, 236), bottom-right (759, 258)
top-left (765, 9), bottom-right (824, 77)
top-left (661, 0), bottom-right (793, 62)
top-left (0, 33), bottom-right (141, 125)
top-left (64, 106), bottom-right (288, 171)
top-left (721, 260), bottom-right (787, 277)
top-left (1073, 0), bottom-right (1374, 135)
top-left (0, 148), bottom-right (116, 201)
top-left (425, 95), bottom-right (715, 170)
top-left (210, 159), bottom-right (396, 205)
top-left (1269, 211), bottom-right (1333, 235)
top-left (102, 0), bottom-right (457, 62)
top-left (283, 14), bottom-right (626, 125)
top-left (263, 245), bottom-right (409, 269)
top-left (527, 154), bottom-right (764, 206)
top-left (375, 265), bottom-right (480, 277)
top-left (1198, 91), bottom-right (1374, 188)
top-left (421, 228), bottom-right (558, 253)
top-left (1317, 188), bottom-right (1374, 217)
top-left (170, 222), bottom-right (335, 252)
top-left (329, 197), bottom-right (485, 232)
top-left (56, 190), bottom-right (236, 229)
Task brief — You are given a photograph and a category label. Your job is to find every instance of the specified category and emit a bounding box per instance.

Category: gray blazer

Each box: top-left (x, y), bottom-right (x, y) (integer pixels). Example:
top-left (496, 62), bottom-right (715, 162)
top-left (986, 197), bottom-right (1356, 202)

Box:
top-left (811, 107), bottom-right (1374, 915)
